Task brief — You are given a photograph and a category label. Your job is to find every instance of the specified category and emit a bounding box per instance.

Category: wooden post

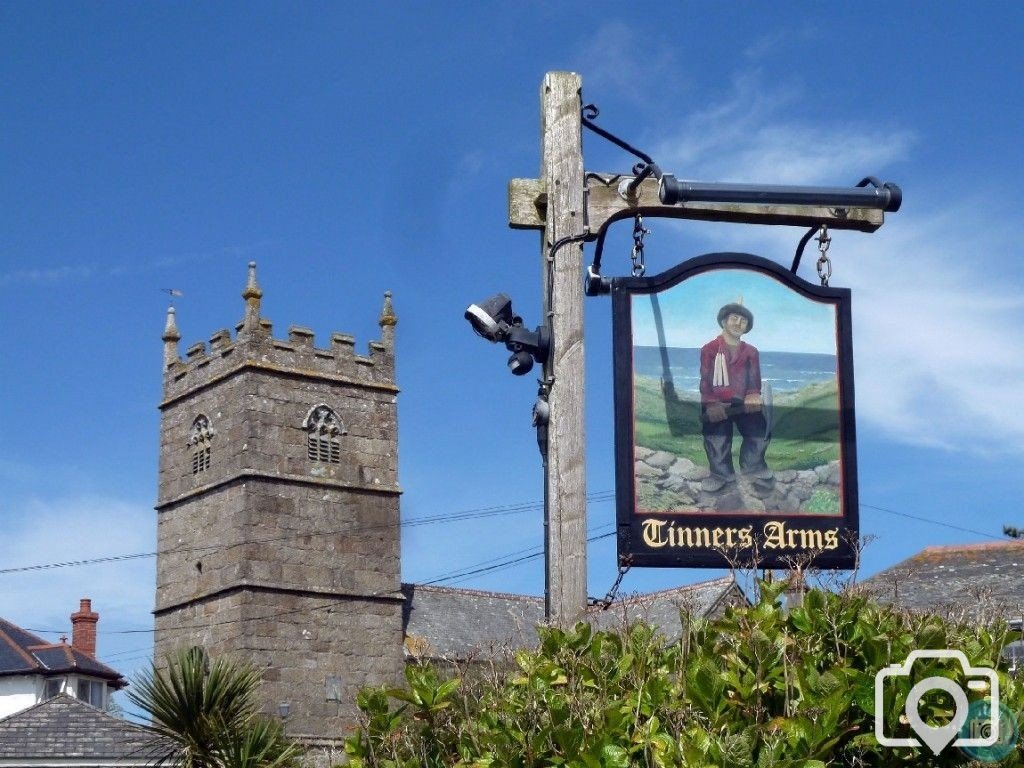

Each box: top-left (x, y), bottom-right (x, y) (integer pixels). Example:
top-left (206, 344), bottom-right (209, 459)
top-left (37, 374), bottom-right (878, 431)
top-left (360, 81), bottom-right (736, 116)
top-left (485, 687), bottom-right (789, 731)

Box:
top-left (540, 72), bottom-right (588, 626)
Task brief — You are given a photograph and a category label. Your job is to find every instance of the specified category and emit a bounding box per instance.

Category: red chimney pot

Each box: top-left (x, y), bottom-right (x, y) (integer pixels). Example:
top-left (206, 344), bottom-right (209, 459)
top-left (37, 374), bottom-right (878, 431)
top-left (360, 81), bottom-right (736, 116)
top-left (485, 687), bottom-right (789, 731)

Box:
top-left (70, 598), bottom-right (99, 657)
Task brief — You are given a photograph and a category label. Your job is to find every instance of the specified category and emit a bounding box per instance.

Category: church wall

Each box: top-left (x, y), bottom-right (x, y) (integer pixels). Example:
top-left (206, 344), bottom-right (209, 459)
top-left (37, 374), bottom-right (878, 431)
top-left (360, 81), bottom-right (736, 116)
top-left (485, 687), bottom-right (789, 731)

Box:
top-left (153, 266), bottom-right (402, 740)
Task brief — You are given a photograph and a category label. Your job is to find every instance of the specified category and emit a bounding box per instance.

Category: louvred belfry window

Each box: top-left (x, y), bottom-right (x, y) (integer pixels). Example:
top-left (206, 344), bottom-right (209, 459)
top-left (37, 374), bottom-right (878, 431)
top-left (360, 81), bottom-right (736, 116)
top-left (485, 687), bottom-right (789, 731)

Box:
top-left (303, 405), bottom-right (344, 464)
top-left (188, 415), bottom-right (214, 474)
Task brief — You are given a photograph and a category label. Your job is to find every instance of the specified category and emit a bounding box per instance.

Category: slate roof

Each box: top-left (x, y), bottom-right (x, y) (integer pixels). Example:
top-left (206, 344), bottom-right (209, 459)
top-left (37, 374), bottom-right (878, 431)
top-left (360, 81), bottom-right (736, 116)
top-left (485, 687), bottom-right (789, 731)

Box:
top-left (590, 575), bottom-right (745, 635)
top-left (859, 540), bottom-right (1024, 622)
top-left (0, 618), bottom-right (125, 687)
top-left (0, 694), bottom-right (170, 764)
top-left (402, 584), bottom-right (543, 660)
top-left (401, 575), bottom-right (743, 660)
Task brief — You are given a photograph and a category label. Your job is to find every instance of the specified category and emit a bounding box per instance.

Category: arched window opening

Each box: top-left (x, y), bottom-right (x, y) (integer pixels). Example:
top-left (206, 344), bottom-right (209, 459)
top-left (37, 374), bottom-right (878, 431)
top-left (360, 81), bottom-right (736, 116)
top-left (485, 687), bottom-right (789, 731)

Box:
top-left (188, 415), bottom-right (214, 474)
top-left (303, 405), bottom-right (344, 464)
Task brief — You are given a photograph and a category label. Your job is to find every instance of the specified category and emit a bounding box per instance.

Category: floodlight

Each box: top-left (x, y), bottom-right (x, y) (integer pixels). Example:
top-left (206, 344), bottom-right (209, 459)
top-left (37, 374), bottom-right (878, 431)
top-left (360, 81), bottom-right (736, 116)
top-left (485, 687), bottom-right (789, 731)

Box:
top-left (465, 293), bottom-right (515, 342)
top-left (464, 293), bottom-right (551, 376)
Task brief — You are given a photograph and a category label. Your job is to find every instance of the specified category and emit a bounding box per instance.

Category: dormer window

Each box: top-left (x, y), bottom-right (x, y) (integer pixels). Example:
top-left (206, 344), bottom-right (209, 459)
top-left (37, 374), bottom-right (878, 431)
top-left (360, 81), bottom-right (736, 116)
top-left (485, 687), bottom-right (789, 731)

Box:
top-left (188, 415), bottom-right (214, 474)
top-left (303, 405), bottom-right (344, 464)
top-left (43, 678), bottom-right (62, 700)
top-left (77, 678), bottom-right (105, 708)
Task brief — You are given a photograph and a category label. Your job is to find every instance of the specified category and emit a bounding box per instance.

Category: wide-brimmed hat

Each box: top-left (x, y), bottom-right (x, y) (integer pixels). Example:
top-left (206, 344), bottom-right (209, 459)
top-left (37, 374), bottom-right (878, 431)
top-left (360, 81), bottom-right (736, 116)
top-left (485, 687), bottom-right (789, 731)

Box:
top-left (717, 303), bottom-right (754, 331)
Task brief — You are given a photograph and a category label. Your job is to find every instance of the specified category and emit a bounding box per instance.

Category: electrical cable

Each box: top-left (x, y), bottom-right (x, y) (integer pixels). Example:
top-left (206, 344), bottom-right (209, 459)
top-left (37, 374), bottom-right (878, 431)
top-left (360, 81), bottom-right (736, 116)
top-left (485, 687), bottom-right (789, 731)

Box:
top-left (14, 497), bottom-right (1003, 638)
top-left (0, 492), bottom-right (615, 577)
top-left (861, 503), bottom-right (1004, 541)
top-left (45, 528), bottom-right (617, 640)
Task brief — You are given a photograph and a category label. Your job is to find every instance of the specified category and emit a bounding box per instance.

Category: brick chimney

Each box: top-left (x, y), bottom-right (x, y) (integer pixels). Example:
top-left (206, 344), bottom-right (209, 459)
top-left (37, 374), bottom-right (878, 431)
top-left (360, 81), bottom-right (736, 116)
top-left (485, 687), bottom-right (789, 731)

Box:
top-left (70, 599), bottom-right (98, 657)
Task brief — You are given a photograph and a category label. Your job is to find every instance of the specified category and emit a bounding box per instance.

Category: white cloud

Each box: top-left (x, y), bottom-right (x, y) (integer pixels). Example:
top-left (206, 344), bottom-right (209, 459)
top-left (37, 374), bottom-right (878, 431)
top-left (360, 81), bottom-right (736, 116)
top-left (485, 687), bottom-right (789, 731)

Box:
top-left (640, 70), bottom-right (1024, 453)
top-left (839, 217), bottom-right (1024, 453)
top-left (573, 21), bottom-right (689, 106)
top-left (743, 27), bottom-right (816, 62)
top-left (0, 264), bottom-right (96, 287)
top-left (652, 70), bottom-right (915, 184)
top-left (0, 495), bottom-right (156, 669)
top-left (0, 243), bottom-right (268, 286)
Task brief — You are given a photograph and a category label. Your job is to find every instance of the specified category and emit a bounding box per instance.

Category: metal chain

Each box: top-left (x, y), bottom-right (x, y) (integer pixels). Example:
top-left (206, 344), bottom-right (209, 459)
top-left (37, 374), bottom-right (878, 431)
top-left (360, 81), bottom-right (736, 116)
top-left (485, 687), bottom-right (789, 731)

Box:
top-left (593, 555), bottom-right (633, 610)
top-left (815, 224), bottom-right (832, 286)
top-left (631, 215), bottom-right (649, 277)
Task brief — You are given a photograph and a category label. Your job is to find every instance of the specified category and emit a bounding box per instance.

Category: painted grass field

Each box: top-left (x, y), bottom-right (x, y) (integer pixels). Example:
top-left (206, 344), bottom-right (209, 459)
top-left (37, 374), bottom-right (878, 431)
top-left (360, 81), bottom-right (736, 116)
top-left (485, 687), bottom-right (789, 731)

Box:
top-left (633, 375), bottom-right (842, 472)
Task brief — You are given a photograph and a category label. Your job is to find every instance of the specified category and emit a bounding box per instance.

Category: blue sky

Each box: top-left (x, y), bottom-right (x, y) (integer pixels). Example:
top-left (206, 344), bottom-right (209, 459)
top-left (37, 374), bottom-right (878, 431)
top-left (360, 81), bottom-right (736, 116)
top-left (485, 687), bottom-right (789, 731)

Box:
top-left (3, 3), bottom-right (1024, 713)
top-left (632, 269), bottom-right (839, 354)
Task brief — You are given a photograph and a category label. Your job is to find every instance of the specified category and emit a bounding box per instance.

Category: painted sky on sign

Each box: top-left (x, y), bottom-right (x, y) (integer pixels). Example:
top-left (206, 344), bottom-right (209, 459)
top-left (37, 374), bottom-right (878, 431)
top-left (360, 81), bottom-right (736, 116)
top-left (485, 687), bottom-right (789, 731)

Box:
top-left (632, 269), bottom-right (838, 354)
top-left (2, 3), bottom-right (1024, 718)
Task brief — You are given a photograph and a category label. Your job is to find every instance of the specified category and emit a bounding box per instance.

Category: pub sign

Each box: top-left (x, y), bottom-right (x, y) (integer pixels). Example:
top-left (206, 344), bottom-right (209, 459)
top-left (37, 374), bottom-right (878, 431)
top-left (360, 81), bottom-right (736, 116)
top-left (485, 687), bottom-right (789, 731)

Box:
top-left (613, 253), bottom-right (859, 569)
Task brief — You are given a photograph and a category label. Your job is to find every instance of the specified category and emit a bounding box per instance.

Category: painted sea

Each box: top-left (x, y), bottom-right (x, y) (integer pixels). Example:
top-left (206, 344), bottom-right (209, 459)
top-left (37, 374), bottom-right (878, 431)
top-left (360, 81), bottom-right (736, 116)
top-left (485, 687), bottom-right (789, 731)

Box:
top-left (633, 346), bottom-right (837, 393)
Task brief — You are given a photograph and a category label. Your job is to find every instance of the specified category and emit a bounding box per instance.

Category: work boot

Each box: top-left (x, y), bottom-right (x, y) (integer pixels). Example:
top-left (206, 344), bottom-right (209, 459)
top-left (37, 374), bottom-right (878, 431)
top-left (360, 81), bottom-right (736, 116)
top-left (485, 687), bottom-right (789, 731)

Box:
top-left (701, 474), bottom-right (733, 493)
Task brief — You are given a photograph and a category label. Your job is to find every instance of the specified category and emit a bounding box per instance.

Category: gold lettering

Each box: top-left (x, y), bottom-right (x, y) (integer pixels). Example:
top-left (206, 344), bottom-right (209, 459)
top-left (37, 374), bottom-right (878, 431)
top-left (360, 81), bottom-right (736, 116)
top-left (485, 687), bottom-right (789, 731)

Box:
top-left (738, 526), bottom-right (753, 548)
top-left (668, 524), bottom-right (677, 547)
top-left (693, 528), bottom-right (712, 547)
top-left (824, 529), bottom-right (839, 550)
top-left (713, 528), bottom-right (726, 547)
top-left (763, 521), bottom-right (786, 549)
top-left (798, 529), bottom-right (824, 549)
top-left (725, 527), bottom-right (736, 547)
top-left (642, 519), bottom-right (669, 548)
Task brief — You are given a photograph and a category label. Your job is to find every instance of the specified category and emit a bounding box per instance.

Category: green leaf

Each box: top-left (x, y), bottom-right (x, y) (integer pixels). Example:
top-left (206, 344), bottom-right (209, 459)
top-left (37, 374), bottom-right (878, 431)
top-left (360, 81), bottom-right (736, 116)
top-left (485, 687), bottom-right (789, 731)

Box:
top-left (616, 653), bottom-right (635, 676)
top-left (436, 678), bottom-right (460, 701)
top-left (600, 744), bottom-right (630, 768)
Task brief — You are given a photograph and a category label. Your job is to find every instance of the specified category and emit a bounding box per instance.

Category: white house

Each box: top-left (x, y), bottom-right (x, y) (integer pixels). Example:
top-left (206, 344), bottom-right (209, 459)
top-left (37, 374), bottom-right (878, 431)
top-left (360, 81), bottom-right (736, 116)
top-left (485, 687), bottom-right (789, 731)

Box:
top-left (0, 599), bottom-right (126, 719)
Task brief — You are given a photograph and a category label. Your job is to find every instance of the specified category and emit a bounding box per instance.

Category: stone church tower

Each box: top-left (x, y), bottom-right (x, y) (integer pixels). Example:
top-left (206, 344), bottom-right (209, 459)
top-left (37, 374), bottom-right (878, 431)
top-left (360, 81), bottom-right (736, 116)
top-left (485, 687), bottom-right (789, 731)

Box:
top-left (153, 263), bottom-right (403, 740)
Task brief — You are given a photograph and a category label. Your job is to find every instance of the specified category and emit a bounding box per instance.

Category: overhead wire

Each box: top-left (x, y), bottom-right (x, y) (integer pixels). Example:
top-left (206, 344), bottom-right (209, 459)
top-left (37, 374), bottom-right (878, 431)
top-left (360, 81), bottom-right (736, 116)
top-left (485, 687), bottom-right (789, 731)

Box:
top-left (0, 491), bottom-right (616, 577)
top-left (11, 496), bottom-right (1007, 639)
top-left (35, 527), bottom-right (618, 642)
top-left (860, 503), bottom-right (1004, 541)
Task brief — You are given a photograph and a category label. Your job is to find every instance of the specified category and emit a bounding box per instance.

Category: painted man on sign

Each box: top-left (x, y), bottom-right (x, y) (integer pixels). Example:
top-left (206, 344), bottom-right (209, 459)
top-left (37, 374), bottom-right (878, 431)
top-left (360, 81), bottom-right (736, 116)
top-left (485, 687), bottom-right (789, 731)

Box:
top-left (699, 301), bottom-right (773, 493)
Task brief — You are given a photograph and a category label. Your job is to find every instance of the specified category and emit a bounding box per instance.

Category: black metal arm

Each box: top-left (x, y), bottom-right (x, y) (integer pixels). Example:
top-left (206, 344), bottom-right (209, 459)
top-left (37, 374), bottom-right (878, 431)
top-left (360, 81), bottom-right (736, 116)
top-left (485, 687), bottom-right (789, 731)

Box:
top-left (660, 175), bottom-right (902, 212)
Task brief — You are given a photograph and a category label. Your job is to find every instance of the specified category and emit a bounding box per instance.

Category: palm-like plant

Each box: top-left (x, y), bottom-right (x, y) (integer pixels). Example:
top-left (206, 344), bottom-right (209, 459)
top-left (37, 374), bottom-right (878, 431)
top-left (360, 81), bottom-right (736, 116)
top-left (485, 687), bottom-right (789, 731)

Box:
top-left (129, 647), bottom-right (301, 768)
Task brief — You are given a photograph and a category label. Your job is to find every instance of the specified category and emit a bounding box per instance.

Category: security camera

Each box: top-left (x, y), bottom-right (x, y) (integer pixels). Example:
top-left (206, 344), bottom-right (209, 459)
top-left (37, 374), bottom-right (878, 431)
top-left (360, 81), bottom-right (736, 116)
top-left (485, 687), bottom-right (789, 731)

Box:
top-left (465, 293), bottom-right (551, 376)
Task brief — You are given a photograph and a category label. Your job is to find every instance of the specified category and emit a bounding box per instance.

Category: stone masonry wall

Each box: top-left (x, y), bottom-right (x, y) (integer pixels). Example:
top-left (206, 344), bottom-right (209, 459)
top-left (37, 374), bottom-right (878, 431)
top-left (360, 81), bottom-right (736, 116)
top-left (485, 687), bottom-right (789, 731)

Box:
top-left (156, 479), bottom-right (400, 608)
top-left (159, 369), bottom-right (399, 506)
top-left (163, 322), bottom-right (395, 405)
top-left (154, 590), bottom-right (404, 738)
top-left (155, 273), bottom-right (402, 741)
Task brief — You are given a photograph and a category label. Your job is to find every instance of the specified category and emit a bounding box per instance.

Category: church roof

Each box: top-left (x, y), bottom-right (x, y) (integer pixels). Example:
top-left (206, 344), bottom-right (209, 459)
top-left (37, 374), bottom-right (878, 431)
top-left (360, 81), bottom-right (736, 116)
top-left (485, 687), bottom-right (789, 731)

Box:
top-left (401, 575), bottom-right (743, 661)
top-left (859, 540), bottom-right (1024, 622)
top-left (0, 619), bottom-right (125, 687)
top-left (0, 694), bottom-right (170, 764)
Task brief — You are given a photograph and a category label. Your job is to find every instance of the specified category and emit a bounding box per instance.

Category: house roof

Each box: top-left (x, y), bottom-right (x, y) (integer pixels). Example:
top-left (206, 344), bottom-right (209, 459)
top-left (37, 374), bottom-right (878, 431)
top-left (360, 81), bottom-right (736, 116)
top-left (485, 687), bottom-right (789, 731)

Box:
top-left (0, 619), bottom-right (125, 687)
top-left (401, 575), bottom-right (743, 660)
top-left (859, 540), bottom-right (1024, 622)
top-left (0, 694), bottom-right (170, 765)
top-left (590, 575), bottom-right (744, 634)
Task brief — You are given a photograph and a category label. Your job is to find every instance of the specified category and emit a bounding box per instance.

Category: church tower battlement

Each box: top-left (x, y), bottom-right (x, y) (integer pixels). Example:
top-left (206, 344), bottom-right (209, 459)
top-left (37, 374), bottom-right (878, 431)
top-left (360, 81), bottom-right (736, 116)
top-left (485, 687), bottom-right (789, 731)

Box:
top-left (161, 263), bottom-right (397, 401)
top-left (154, 263), bottom-right (403, 741)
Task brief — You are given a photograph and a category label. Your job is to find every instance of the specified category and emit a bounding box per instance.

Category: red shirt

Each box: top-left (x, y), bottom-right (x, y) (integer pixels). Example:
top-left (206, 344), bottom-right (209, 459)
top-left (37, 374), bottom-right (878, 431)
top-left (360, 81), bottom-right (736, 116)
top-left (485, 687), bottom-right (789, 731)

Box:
top-left (699, 335), bottom-right (761, 404)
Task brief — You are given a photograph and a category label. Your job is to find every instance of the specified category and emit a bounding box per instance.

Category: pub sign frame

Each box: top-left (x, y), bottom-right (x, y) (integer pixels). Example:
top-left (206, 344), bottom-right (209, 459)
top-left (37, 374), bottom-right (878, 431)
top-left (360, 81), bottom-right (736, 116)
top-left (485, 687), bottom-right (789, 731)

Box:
top-left (613, 252), bottom-right (859, 569)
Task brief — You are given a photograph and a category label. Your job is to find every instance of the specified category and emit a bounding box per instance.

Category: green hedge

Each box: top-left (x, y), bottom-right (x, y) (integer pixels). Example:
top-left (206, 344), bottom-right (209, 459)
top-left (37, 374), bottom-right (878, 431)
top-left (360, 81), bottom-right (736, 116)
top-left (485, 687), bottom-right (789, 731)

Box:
top-left (345, 582), bottom-right (1023, 767)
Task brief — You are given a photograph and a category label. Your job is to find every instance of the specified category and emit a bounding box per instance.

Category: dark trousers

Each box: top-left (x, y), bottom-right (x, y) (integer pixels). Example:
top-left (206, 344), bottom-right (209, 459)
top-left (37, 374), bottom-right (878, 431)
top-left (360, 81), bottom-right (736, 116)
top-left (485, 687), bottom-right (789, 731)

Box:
top-left (702, 406), bottom-right (769, 479)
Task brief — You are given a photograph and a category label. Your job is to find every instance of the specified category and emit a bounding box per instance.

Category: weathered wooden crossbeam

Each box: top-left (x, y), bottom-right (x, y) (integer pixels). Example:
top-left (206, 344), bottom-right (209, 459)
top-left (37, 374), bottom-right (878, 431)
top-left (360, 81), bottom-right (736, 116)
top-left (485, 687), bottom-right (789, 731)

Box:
top-left (509, 176), bottom-right (884, 233)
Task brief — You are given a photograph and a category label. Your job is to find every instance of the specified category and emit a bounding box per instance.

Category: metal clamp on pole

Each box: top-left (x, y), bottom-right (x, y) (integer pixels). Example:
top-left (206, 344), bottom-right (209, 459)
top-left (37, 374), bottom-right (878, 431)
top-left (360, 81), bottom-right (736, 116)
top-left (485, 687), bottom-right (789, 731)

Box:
top-left (659, 175), bottom-right (902, 212)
